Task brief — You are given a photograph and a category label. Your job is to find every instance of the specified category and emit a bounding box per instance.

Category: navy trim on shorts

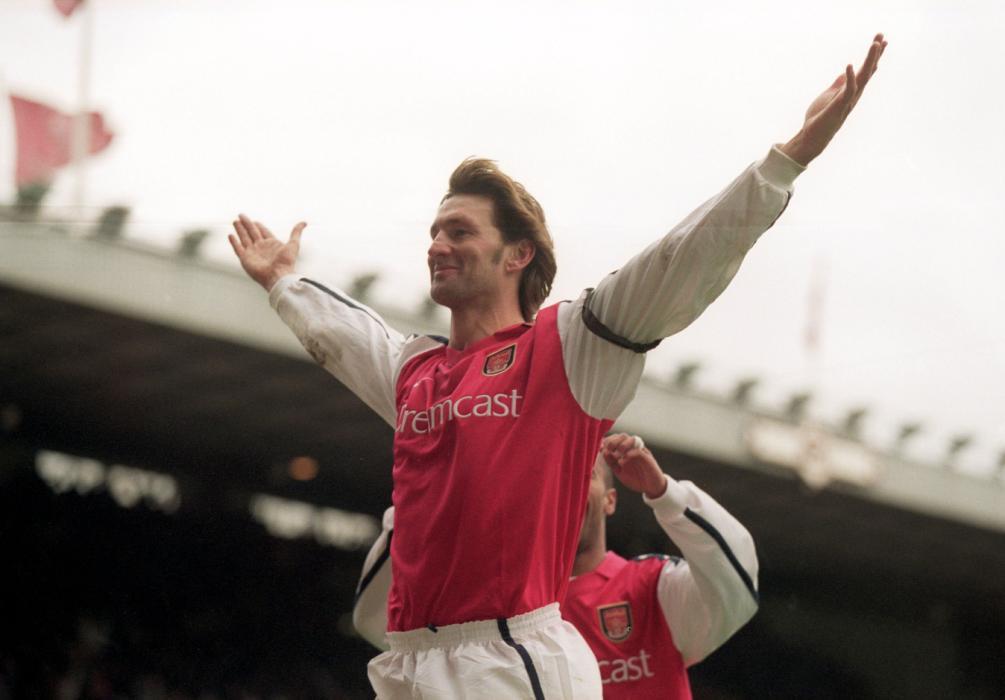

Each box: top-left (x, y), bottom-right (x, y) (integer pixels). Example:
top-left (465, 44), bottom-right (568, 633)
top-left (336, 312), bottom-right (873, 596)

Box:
top-left (684, 508), bottom-right (760, 604)
top-left (353, 529), bottom-right (392, 607)
top-left (300, 278), bottom-right (391, 340)
top-left (581, 288), bottom-right (662, 353)
top-left (496, 618), bottom-right (545, 700)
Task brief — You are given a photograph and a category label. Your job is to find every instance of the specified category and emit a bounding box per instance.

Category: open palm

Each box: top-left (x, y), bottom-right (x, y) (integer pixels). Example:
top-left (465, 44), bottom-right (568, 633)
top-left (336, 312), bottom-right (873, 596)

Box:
top-left (228, 214), bottom-right (306, 291)
top-left (781, 33), bottom-right (888, 166)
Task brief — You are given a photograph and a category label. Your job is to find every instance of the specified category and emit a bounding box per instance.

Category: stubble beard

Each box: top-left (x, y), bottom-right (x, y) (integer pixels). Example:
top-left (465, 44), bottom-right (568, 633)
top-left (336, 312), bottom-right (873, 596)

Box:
top-left (429, 274), bottom-right (476, 311)
top-left (429, 246), bottom-right (506, 311)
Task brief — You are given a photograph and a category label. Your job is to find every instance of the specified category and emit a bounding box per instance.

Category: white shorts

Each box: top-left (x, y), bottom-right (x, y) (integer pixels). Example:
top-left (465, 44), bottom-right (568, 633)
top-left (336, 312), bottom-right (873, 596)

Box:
top-left (367, 603), bottom-right (602, 700)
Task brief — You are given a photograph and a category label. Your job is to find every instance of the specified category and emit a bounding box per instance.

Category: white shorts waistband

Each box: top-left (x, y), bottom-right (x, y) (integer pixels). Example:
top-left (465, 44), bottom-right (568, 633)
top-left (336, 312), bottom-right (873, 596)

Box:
top-left (387, 603), bottom-right (561, 652)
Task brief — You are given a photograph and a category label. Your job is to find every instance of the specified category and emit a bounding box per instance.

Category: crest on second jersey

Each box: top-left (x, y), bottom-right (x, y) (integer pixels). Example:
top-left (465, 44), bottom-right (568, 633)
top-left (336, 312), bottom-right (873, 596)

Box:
top-left (598, 602), bottom-right (633, 642)
top-left (482, 344), bottom-right (517, 376)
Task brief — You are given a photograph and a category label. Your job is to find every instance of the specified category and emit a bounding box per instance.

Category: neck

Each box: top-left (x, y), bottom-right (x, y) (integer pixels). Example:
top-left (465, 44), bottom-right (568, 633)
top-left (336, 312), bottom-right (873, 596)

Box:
top-left (572, 540), bottom-right (607, 577)
top-left (447, 298), bottom-right (525, 350)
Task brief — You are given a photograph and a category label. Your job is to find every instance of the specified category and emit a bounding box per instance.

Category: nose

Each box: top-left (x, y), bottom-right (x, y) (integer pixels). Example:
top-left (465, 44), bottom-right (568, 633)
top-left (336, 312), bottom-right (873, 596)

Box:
top-left (428, 230), bottom-right (451, 259)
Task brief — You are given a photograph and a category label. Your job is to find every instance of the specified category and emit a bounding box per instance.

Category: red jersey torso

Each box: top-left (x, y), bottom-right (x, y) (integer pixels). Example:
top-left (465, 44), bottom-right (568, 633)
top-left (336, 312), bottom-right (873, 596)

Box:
top-left (564, 551), bottom-right (691, 699)
top-left (388, 303), bottom-right (613, 631)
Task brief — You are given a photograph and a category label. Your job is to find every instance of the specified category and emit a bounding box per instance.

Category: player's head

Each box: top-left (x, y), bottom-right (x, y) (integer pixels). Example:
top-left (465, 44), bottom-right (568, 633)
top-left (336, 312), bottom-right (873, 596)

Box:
top-left (578, 449), bottom-right (617, 555)
top-left (432, 158), bottom-right (556, 322)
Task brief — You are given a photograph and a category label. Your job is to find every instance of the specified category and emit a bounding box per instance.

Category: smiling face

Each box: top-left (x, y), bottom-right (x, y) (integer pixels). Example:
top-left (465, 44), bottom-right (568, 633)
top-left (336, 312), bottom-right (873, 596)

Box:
top-left (437, 158), bottom-right (554, 321)
top-left (427, 194), bottom-right (517, 313)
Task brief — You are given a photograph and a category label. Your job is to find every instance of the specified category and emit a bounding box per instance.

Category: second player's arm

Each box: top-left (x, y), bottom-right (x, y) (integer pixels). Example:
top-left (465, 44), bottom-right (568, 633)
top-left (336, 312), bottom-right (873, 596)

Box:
top-left (647, 477), bottom-right (760, 667)
top-left (353, 506), bottom-right (395, 650)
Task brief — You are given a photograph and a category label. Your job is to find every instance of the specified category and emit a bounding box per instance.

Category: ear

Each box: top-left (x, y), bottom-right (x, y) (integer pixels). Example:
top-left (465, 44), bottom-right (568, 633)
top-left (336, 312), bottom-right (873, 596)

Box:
top-left (505, 239), bottom-right (535, 272)
top-left (603, 488), bottom-right (617, 516)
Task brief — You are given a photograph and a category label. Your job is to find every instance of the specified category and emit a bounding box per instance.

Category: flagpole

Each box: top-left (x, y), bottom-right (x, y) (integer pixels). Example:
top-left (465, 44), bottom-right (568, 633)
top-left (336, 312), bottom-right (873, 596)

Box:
top-left (70, 0), bottom-right (95, 217)
top-left (804, 254), bottom-right (827, 389)
top-left (798, 252), bottom-right (829, 488)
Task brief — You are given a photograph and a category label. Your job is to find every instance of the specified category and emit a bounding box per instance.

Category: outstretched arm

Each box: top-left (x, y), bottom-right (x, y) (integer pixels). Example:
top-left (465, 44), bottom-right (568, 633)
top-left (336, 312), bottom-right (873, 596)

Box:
top-left (559, 34), bottom-right (889, 421)
top-left (603, 434), bottom-right (760, 667)
top-left (231, 212), bottom-right (408, 426)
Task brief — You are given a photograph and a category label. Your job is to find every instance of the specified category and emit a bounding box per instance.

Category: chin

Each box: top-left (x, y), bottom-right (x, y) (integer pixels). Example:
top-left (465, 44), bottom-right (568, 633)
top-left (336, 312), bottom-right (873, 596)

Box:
top-left (430, 283), bottom-right (462, 309)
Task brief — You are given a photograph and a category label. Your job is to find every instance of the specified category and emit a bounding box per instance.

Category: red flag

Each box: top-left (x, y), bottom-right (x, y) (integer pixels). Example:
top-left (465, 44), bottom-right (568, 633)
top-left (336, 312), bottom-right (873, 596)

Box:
top-left (53, 0), bottom-right (85, 18)
top-left (10, 95), bottom-right (113, 187)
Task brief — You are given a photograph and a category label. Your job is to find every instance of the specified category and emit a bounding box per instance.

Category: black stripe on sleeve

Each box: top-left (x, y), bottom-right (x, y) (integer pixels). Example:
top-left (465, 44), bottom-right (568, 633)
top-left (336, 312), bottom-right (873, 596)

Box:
top-left (299, 278), bottom-right (391, 340)
top-left (683, 508), bottom-right (759, 604)
top-left (353, 529), bottom-right (392, 607)
top-left (496, 618), bottom-right (546, 700)
top-left (581, 288), bottom-right (662, 353)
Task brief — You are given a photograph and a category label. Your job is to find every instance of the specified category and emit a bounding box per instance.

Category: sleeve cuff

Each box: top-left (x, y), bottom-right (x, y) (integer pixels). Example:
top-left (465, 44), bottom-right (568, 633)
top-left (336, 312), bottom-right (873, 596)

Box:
top-left (643, 475), bottom-right (691, 519)
top-left (268, 273), bottom-right (300, 309)
top-left (759, 145), bottom-right (806, 190)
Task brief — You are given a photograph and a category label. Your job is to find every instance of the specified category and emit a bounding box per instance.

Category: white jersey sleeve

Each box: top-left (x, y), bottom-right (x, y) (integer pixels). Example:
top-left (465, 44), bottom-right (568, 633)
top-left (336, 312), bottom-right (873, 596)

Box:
top-left (558, 146), bottom-right (805, 419)
top-left (643, 477), bottom-right (760, 667)
top-left (353, 506), bottom-right (394, 651)
top-left (269, 275), bottom-right (408, 427)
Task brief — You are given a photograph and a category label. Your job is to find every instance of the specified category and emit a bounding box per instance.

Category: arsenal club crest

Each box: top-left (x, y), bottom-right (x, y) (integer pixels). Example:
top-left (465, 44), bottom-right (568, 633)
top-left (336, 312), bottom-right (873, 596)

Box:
top-left (482, 344), bottom-right (516, 376)
top-left (598, 602), bottom-right (633, 642)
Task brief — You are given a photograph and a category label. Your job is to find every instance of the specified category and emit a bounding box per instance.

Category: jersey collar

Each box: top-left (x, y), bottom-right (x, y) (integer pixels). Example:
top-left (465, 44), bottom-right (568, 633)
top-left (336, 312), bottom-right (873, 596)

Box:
top-left (444, 320), bottom-right (533, 362)
top-left (593, 551), bottom-right (628, 580)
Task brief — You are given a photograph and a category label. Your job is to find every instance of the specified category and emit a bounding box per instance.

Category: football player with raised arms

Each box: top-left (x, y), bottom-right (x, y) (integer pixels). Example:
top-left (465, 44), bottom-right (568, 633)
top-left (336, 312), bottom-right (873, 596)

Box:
top-left (354, 434), bottom-right (760, 699)
top-left (229, 34), bottom-right (886, 699)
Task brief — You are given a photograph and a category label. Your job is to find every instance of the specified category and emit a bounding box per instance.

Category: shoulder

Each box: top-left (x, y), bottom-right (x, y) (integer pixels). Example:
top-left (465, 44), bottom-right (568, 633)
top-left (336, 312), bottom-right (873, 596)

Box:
top-left (402, 333), bottom-right (447, 356)
top-left (397, 334), bottom-right (448, 379)
top-left (627, 553), bottom-right (681, 583)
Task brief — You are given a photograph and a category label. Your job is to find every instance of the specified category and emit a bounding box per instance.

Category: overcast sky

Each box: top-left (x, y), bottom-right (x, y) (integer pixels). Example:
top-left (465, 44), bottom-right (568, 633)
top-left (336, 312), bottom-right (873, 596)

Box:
top-left (2, 0), bottom-right (1003, 474)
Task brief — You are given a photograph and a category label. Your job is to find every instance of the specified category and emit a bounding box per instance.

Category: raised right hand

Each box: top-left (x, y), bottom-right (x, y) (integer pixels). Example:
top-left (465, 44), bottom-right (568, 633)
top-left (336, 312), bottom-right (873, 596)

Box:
top-left (228, 213), bottom-right (307, 291)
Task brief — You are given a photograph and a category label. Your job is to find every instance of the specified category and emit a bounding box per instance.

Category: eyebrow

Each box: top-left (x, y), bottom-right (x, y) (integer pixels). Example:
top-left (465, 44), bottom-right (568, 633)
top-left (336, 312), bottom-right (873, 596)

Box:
top-left (429, 213), bottom-right (479, 237)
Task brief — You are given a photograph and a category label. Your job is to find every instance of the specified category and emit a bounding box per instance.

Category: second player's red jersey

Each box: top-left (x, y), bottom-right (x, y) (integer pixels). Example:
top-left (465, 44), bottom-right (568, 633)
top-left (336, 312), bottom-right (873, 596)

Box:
top-left (564, 551), bottom-right (691, 699)
top-left (388, 303), bottom-right (613, 632)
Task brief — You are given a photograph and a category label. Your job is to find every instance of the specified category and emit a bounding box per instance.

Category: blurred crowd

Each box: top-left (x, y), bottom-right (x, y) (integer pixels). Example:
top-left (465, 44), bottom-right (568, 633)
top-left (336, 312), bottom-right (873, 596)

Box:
top-left (0, 465), bottom-right (375, 700)
top-left (0, 613), bottom-right (358, 699)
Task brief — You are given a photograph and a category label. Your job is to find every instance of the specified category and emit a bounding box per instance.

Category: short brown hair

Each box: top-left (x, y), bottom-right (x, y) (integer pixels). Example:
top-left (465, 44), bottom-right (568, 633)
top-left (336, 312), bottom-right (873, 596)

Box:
top-left (443, 158), bottom-right (556, 321)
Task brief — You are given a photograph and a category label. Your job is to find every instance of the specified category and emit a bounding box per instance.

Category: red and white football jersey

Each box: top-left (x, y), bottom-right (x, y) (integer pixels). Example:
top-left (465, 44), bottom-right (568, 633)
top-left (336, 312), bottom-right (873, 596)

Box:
top-left (388, 304), bottom-right (611, 630)
top-left (564, 552), bottom-right (690, 699)
top-left (562, 477), bottom-right (762, 699)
